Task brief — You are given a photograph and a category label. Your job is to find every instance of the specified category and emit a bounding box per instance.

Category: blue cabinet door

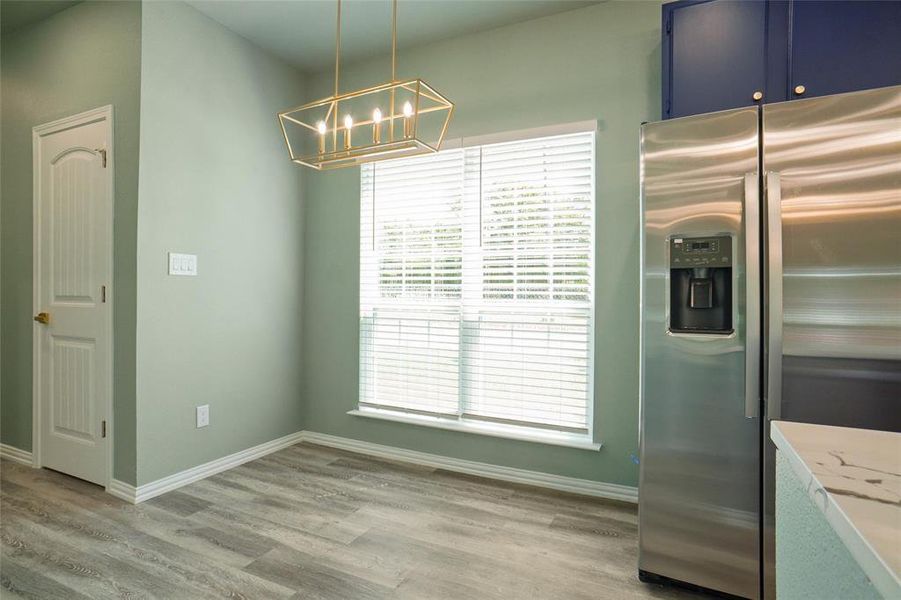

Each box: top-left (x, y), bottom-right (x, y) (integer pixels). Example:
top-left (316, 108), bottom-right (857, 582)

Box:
top-left (663, 0), bottom-right (768, 119)
top-left (789, 1), bottom-right (901, 100)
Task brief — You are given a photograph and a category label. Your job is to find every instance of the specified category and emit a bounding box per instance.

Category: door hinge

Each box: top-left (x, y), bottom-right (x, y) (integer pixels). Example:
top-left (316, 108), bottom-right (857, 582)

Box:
top-left (102, 420), bottom-right (107, 438)
top-left (101, 285), bottom-right (107, 303)
top-left (665, 14), bottom-right (672, 34)
top-left (95, 148), bottom-right (107, 168)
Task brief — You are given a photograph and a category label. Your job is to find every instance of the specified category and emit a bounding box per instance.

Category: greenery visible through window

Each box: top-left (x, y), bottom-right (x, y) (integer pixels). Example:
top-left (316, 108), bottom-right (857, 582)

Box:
top-left (360, 131), bottom-right (595, 434)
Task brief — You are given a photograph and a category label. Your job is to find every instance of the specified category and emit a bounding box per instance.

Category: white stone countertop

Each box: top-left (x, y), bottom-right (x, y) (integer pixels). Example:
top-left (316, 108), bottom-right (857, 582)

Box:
top-left (771, 421), bottom-right (901, 599)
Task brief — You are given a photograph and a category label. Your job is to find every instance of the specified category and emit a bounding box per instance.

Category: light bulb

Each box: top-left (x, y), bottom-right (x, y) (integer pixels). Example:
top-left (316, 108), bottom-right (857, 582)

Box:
top-left (316, 120), bottom-right (327, 154)
top-left (372, 108), bottom-right (383, 144)
top-left (402, 101), bottom-right (414, 138)
top-left (343, 115), bottom-right (353, 149)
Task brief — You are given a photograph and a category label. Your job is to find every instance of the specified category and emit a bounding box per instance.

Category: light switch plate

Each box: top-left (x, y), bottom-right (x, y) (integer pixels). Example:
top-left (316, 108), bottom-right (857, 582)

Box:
top-left (168, 252), bottom-right (198, 276)
top-left (196, 404), bottom-right (209, 428)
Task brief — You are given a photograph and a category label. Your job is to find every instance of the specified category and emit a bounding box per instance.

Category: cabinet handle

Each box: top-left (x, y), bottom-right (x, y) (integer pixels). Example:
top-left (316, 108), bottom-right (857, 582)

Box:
top-left (793, 84), bottom-right (806, 96)
top-left (752, 91), bottom-right (763, 101)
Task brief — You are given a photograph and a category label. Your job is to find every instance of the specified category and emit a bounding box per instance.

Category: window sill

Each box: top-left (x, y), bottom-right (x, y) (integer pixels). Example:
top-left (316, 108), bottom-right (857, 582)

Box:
top-left (347, 407), bottom-right (602, 452)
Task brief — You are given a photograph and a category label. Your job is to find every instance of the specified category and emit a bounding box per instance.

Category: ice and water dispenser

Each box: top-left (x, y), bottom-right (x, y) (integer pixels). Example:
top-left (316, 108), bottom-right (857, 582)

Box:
top-left (668, 235), bottom-right (733, 334)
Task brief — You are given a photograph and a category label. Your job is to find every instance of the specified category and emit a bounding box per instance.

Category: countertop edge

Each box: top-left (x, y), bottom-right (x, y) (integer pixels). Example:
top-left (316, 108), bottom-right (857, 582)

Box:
top-left (770, 421), bottom-right (901, 598)
top-left (770, 421), bottom-right (900, 599)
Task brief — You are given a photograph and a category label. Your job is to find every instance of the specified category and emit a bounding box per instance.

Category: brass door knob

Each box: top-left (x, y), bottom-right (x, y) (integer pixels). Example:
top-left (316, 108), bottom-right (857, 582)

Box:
top-left (752, 91), bottom-right (764, 101)
top-left (34, 312), bottom-right (50, 324)
top-left (794, 84), bottom-right (806, 96)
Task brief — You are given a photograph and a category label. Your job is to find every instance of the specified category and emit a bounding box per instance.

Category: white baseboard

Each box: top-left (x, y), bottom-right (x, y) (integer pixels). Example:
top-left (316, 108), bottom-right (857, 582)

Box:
top-left (106, 478), bottom-right (137, 502)
top-left (105, 429), bottom-right (636, 505)
top-left (301, 431), bottom-right (638, 503)
top-left (0, 443), bottom-right (34, 466)
top-left (109, 431), bottom-right (306, 504)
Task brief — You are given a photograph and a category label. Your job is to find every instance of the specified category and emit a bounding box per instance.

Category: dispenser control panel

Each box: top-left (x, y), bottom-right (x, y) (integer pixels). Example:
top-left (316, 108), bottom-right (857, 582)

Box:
top-left (670, 236), bottom-right (732, 268)
top-left (668, 234), bottom-right (734, 334)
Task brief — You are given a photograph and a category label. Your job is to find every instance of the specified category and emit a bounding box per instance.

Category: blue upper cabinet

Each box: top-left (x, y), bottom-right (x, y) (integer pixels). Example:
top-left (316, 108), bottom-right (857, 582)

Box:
top-left (663, 0), bottom-right (770, 119)
top-left (789, 1), bottom-right (901, 100)
top-left (662, 0), bottom-right (901, 119)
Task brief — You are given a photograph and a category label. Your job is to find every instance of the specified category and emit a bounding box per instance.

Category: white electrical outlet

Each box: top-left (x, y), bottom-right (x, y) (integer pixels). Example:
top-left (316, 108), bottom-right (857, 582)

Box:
top-left (168, 252), bottom-right (198, 276)
top-left (196, 404), bottom-right (210, 428)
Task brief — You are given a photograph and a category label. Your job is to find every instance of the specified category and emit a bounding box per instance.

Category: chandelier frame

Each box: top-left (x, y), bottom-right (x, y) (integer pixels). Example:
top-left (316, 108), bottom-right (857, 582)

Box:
top-left (277, 0), bottom-right (454, 170)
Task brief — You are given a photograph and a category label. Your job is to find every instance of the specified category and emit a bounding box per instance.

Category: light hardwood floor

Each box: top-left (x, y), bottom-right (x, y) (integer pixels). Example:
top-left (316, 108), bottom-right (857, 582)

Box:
top-left (1, 443), bottom-right (710, 599)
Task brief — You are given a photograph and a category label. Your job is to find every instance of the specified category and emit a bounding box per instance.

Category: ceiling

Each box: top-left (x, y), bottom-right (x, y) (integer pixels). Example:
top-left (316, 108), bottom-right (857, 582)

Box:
top-left (187, 0), bottom-right (601, 74)
top-left (1, 0), bottom-right (81, 34)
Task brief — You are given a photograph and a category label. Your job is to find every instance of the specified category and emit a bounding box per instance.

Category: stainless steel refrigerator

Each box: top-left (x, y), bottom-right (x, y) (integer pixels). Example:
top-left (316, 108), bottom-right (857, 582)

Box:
top-left (638, 85), bottom-right (901, 599)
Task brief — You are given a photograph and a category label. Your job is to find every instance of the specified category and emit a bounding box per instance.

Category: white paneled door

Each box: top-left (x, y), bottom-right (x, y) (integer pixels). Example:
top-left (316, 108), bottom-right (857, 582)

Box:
top-left (33, 106), bottom-right (113, 486)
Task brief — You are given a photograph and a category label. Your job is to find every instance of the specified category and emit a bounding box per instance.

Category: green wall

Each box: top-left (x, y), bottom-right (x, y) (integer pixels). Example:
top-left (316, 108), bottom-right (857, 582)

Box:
top-left (3, 0), bottom-right (663, 490)
top-left (302, 1), bottom-right (662, 487)
top-left (0, 1), bottom-right (142, 481)
top-left (135, 1), bottom-right (306, 485)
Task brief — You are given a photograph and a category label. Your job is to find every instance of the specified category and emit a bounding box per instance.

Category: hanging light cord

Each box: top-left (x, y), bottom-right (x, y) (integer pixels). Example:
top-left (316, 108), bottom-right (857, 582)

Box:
top-left (332, 0), bottom-right (341, 145)
top-left (331, 0), bottom-right (400, 141)
top-left (334, 0), bottom-right (341, 96)
top-left (333, 0), bottom-right (397, 91)
top-left (391, 0), bottom-right (397, 82)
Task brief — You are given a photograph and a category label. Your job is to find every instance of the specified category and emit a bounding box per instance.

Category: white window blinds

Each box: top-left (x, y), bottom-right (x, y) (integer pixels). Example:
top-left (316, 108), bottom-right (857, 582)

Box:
top-left (360, 130), bottom-right (594, 435)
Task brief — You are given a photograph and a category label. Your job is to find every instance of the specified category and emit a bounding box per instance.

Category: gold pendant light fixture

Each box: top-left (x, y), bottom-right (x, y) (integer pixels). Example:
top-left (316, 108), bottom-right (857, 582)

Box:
top-left (278, 0), bottom-right (454, 170)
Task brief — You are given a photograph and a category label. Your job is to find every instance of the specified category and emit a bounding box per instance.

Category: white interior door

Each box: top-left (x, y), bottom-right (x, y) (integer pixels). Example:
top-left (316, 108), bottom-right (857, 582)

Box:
top-left (33, 106), bottom-right (113, 486)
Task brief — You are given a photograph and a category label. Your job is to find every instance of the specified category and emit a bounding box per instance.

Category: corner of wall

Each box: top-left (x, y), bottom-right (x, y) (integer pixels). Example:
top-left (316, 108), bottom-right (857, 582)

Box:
top-left (134, 0), bottom-right (308, 486)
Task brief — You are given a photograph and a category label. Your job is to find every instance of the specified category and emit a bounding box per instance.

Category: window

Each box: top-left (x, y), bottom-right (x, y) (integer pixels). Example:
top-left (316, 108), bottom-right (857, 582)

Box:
top-left (359, 130), bottom-right (594, 443)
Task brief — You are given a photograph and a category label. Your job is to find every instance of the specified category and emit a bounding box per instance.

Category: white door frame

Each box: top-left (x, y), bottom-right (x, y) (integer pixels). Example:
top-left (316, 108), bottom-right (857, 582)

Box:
top-left (32, 105), bottom-right (115, 489)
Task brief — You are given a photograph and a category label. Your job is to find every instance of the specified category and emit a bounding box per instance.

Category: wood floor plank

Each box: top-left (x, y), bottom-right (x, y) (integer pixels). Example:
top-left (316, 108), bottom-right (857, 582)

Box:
top-left (2, 474), bottom-right (273, 570)
top-left (0, 555), bottom-right (97, 600)
top-left (1, 446), bottom-right (712, 599)
top-left (244, 547), bottom-right (396, 600)
top-left (1, 518), bottom-right (172, 599)
top-left (1, 491), bottom-right (295, 599)
top-left (145, 490), bottom-right (213, 517)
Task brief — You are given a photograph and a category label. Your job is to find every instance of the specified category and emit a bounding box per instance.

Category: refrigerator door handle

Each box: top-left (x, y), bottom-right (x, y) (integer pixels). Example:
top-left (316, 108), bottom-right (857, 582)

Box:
top-left (765, 172), bottom-right (783, 420)
top-left (744, 172), bottom-right (761, 419)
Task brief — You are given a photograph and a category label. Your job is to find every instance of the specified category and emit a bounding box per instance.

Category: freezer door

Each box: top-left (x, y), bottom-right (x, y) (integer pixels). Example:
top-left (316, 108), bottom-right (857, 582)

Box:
top-left (639, 107), bottom-right (760, 599)
top-left (761, 85), bottom-right (901, 598)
